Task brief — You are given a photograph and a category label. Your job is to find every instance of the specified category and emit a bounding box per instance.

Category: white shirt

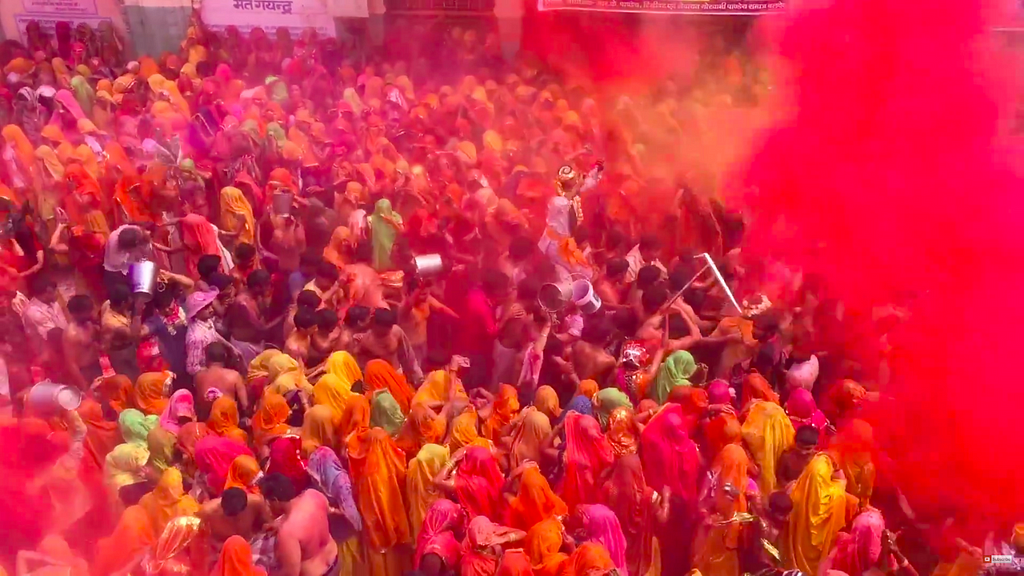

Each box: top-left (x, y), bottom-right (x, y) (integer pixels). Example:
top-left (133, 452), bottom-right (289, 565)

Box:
top-left (103, 225), bottom-right (148, 274)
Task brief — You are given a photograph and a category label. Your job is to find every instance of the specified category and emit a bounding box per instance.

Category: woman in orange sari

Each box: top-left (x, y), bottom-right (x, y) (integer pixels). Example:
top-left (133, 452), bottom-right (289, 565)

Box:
top-left (138, 468), bottom-right (200, 536)
top-left (482, 384), bottom-right (520, 442)
top-left (563, 542), bottom-right (616, 576)
top-left (92, 505), bottom-right (157, 575)
top-left (694, 444), bottom-right (751, 576)
top-left (207, 396), bottom-right (249, 445)
top-left (224, 455), bottom-right (262, 494)
top-left (340, 394), bottom-right (372, 440)
top-left (534, 386), bottom-right (562, 422)
top-left (64, 162), bottom-right (109, 235)
top-left (830, 418), bottom-right (876, 506)
top-left (212, 535), bottom-right (267, 576)
top-left (396, 403), bottom-right (447, 457)
top-left (526, 518), bottom-right (570, 576)
top-left (364, 359), bottom-right (416, 414)
top-left (509, 408), bottom-right (552, 471)
top-left (251, 392), bottom-right (292, 452)
top-left (347, 427), bottom-right (412, 576)
top-left (561, 412), bottom-right (614, 512)
top-left (134, 372), bottom-right (171, 416)
top-left (447, 408), bottom-right (491, 452)
top-left (508, 465), bottom-right (567, 531)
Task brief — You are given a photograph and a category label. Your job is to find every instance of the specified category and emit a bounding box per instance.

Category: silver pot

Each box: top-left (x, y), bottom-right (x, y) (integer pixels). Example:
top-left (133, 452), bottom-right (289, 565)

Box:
top-left (571, 279), bottom-right (602, 314)
top-left (539, 280), bottom-right (573, 311)
top-left (413, 254), bottom-right (445, 277)
top-left (27, 381), bottom-right (82, 415)
top-left (129, 259), bottom-right (158, 299)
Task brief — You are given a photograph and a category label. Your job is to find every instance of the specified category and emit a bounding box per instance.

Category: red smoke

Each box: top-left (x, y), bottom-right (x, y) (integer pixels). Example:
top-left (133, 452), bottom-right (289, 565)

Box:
top-left (737, 0), bottom-right (1024, 535)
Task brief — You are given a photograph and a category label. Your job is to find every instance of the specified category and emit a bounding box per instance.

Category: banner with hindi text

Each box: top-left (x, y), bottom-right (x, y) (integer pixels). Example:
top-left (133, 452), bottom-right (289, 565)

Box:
top-left (536, 0), bottom-right (784, 14)
top-left (199, 0), bottom-right (363, 38)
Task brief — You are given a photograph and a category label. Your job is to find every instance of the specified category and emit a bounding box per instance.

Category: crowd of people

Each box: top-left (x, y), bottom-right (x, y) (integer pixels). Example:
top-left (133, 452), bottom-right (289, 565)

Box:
top-left (0, 12), bottom-right (1019, 576)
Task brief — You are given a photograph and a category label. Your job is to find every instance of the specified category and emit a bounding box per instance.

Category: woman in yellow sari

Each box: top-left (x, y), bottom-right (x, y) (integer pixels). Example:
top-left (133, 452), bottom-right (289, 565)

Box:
top-left (313, 373), bottom-right (353, 422)
top-left (219, 186), bottom-right (256, 245)
top-left (301, 404), bottom-right (338, 457)
top-left (266, 354), bottom-right (311, 395)
top-left (447, 407), bottom-right (491, 452)
top-left (783, 452), bottom-right (857, 575)
top-left (35, 145), bottom-right (65, 181)
top-left (405, 443), bottom-right (449, 540)
top-left (2, 124), bottom-right (39, 190)
top-left (348, 426), bottom-right (412, 576)
top-left (411, 370), bottom-right (468, 409)
top-left (248, 348), bottom-right (282, 384)
top-left (534, 386), bottom-right (561, 422)
top-left (138, 468), bottom-right (200, 536)
top-left (326, 351), bottom-right (363, 387)
top-left (740, 399), bottom-right (795, 496)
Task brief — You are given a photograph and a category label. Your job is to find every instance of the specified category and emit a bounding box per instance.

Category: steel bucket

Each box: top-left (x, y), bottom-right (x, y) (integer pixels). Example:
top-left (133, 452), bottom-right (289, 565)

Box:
top-left (571, 279), bottom-right (602, 314)
top-left (27, 381), bottom-right (82, 415)
top-left (539, 280), bottom-right (573, 311)
top-left (272, 192), bottom-right (293, 215)
top-left (413, 254), bottom-right (444, 277)
top-left (129, 260), bottom-right (158, 299)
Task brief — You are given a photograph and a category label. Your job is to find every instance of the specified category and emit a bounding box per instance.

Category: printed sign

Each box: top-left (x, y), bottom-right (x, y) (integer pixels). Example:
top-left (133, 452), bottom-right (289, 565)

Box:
top-left (200, 0), bottom-right (354, 37)
top-left (20, 0), bottom-right (99, 15)
top-left (537, 0), bottom-right (784, 13)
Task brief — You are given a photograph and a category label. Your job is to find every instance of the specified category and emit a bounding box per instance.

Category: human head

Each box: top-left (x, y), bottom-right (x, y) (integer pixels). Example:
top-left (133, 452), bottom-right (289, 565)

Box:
top-left (246, 269), bottom-right (272, 298)
top-left (152, 289), bottom-right (178, 316)
top-left (197, 254), bottom-right (222, 281)
top-left (345, 305), bottom-right (371, 331)
top-left (260, 471), bottom-right (296, 515)
top-left (581, 317), bottom-right (613, 346)
top-left (636, 265), bottom-right (663, 292)
top-left (293, 307), bottom-right (317, 335)
top-left (767, 491), bottom-right (793, 524)
top-left (108, 284), bottom-right (132, 313)
top-left (638, 235), bottom-right (661, 261)
top-left (641, 285), bottom-right (669, 315)
top-left (210, 272), bottom-right (235, 303)
top-left (508, 235), bottom-right (534, 263)
top-left (235, 242), bottom-right (256, 268)
top-left (481, 268), bottom-right (511, 301)
top-left (31, 275), bottom-right (58, 304)
top-left (221, 486), bottom-right (247, 517)
top-left (794, 425), bottom-right (820, 455)
top-left (371, 307), bottom-right (396, 337)
top-left (316, 309), bottom-right (338, 334)
top-left (116, 226), bottom-right (147, 252)
top-left (296, 290), bottom-right (321, 311)
top-left (605, 257), bottom-right (629, 283)
top-left (206, 341), bottom-right (229, 366)
top-left (299, 251), bottom-right (320, 277)
top-left (420, 553), bottom-right (444, 576)
top-left (314, 261), bottom-right (339, 291)
top-left (67, 293), bottom-right (94, 323)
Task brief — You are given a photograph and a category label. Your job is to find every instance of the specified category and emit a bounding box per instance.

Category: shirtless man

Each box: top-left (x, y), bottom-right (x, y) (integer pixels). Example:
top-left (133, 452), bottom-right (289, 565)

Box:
top-left (344, 241), bottom-right (388, 309)
top-left (261, 472), bottom-right (338, 576)
top-left (194, 342), bottom-right (248, 417)
top-left (302, 262), bottom-right (344, 312)
top-left (266, 213), bottom-right (307, 273)
top-left (571, 317), bottom-right (617, 384)
top-left (198, 487), bottom-right (273, 553)
top-left (593, 257), bottom-right (631, 310)
top-left (63, 294), bottom-right (101, 389)
top-left (354, 307), bottom-right (421, 382)
top-left (336, 305), bottom-right (371, 353)
top-left (226, 270), bottom-right (285, 366)
top-left (283, 308), bottom-right (317, 369)
top-left (308, 309), bottom-right (340, 367)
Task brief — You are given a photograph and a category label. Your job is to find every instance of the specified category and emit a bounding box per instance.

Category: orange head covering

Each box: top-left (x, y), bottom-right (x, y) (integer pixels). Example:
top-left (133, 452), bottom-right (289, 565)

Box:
top-left (78, 397), bottom-right (121, 474)
top-left (99, 374), bottom-right (133, 413)
top-left (448, 408), bottom-right (488, 452)
top-left (339, 394), bottom-right (371, 439)
top-left (138, 467), bottom-right (200, 535)
top-left (133, 372), bottom-right (171, 416)
top-left (346, 427), bottom-right (410, 550)
top-left (207, 396), bottom-right (248, 445)
top-left (705, 412), bottom-right (742, 457)
top-left (509, 409), bottom-right (551, 471)
top-left (364, 360), bottom-right (415, 414)
top-left (578, 380), bottom-right (598, 400)
top-left (251, 392), bottom-right (291, 449)
top-left (93, 505), bottom-right (157, 575)
top-left (533, 386), bottom-right (561, 421)
top-left (482, 384), bottom-right (520, 442)
top-left (212, 535), bottom-right (264, 576)
top-left (224, 455), bottom-right (262, 494)
top-left (742, 371), bottom-right (780, 407)
top-left (605, 407), bottom-right (639, 458)
top-left (397, 403), bottom-right (447, 456)
top-left (526, 518), bottom-right (569, 576)
top-left (565, 542), bottom-right (615, 576)
top-left (508, 465), bottom-right (567, 531)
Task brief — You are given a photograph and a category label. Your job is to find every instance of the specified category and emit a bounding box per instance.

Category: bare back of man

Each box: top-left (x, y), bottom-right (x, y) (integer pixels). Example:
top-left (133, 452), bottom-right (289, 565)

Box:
top-left (63, 320), bottom-right (101, 388)
top-left (276, 490), bottom-right (337, 576)
top-left (195, 364), bottom-right (248, 415)
top-left (572, 340), bottom-right (617, 383)
top-left (344, 263), bottom-right (387, 309)
top-left (199, 491), bottom-right (273, 550)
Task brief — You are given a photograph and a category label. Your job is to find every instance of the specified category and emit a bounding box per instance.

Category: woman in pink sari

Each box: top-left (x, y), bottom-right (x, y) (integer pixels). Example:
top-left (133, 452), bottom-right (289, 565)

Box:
top-left (193, 434), bottom-right (255, 496)
top-left (414, 499), bottom-right (466, 570)
top-left (571, 504), bottom-right (628, 574)
top-left (561, 412), bottom-right (614, 511)
top-left (158, 389), bottom-right (196, 435)
top-left (819, 508), bottom-right (893, 576)
top-left (641, 402), bottom-right (702, 572)
top-left (785, 388), bottom-right (829, 431)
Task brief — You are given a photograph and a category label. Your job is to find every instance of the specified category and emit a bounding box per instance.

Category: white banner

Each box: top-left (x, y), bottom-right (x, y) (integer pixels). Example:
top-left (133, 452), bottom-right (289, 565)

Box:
top-left (199, 0), bottom-right (363, 37)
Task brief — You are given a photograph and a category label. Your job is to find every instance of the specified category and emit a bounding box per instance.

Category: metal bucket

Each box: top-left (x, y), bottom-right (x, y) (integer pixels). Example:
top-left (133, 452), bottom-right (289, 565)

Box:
top-left (129, 260), bottom-right (158, 299)
top-left (272, 192), bottom-right (293, 215)
top-left (571, 279), bottom-right (602, 314)
top-left (27, 381), bottom-right (82, 415)
top-left (539, 280), bottom-right (573, 311)
top-left (413, 254), bottom-right (444, 277)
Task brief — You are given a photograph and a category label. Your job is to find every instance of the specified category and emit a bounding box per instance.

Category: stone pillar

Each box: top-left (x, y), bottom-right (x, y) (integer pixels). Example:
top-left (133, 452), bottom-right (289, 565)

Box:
top-left (494, 0), bottom-right (523, 59)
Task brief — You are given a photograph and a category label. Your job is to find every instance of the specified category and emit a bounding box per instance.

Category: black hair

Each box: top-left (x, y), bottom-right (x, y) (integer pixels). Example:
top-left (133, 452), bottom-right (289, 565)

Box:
top-left (293, 307), bottom-right (318, 330)
top-left (508, 236), bottom-right (533, 261)
top-left (636, 265), bottom-right (663, 291)
top-left (606, 258), bottom-right (629, 279)
top-left (667, 314), bottom-right (688, 339)
top-left (350, 379), bottom-right (365, 394)
top-left (260, 471), bottom-right (297, 502)
top-left (209, 272), bottom-right (234, 292)
top-left (605, 228), bottom-right (626, 252)
top-left (299, 251), bottom-right (322, 270)
top-left (516, 277), bottom-right (541, 303)
top-left (639, 234), bottom-right (661, 253)
top-left (345, 305), bottom-right (371, 327)
top-left (152, 288), bottom-right (176, 310)
top-left (315, 309), bottom-right (338, 331)
top-left (641, 285), bottom-right (669, 314)
top-left (247, 269), bottom-right (272, 291)
top-left (612, 307), bottom-right (640, 337)
top-left (296, 290), bottom-right (322, 310)
top-left (235, 242), bottom-right (257, 262)
top-left (581, 317), bottom-right (613, 345)
top-left (354, 240), bottom-right (373, 264)
top-left (116, 226), bottom-right (145, 250)
top-left (481, 268), bottom-right (510, 297)
top-left (373, 307), bottom-right (397, 328)
top-left (67, 294), bottom-right (94, 315)
top-left (205, 341), bottom-right (229, 364)
top-left (197, 254), bottom-right (222, 279)
top-left (795, 425), bottom-right (820, 448)
top-left (316, 261), bottom-right (339, 282)
top-left (30, 275), bottom-right (56, 297)
top-left (768, 491), bottom-right (793, 518)
top-left (221, 487), bottom-right (248, 517)
top-left (109, 284), bottom-right (131, 308)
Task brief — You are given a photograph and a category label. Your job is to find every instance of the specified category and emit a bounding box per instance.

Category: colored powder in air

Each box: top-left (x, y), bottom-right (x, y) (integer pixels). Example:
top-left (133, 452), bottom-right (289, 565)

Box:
top-left (736, 0), bottom-right (1024, 536)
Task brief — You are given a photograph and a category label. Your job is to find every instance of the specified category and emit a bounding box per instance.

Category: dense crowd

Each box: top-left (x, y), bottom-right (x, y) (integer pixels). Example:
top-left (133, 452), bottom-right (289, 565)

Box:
top-left (0, 12), bottom-right (1019, 576)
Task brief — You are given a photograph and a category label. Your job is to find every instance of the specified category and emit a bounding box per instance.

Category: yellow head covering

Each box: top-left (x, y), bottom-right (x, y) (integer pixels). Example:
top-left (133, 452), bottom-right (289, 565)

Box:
top-left (219, 186), bottom-right (256, 244)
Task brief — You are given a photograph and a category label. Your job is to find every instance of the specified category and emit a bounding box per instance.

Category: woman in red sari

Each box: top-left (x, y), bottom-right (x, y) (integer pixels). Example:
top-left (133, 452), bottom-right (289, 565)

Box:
top-left (561, 412), bottom-right (614, 511)
top-left (601, 454), bottom-right (667, 576)
top-left (449, 445), bottom-right (504, 520)
top-left (178, 213), bottom-right (224, 279)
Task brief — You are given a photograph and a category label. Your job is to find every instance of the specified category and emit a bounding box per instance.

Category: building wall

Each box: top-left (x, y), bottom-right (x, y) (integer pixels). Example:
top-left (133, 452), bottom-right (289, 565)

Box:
top-left (121, 0), bottom-right (193, 58)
